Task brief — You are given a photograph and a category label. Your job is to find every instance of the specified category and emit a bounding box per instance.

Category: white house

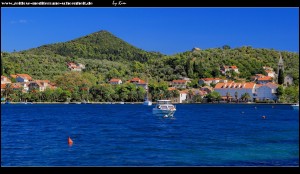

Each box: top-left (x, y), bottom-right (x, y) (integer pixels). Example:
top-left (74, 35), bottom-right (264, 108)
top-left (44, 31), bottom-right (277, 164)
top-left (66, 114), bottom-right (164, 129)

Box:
top-left (171, 90), bottom-right (187, 103)
top-left (1, 76), bottom-right (11, 84)
top-left (28, 80), bottom-right (50, 92)
top-left (255, 83), bottom-right (278, 101)
top-left (220, 65), bottom-right (239, 75)
top-left (109, 78), bottom-right (122, 85)
top-left (214, 82), bottom-right (256, 101)
top-left (67, 62), bottom-right (85, 71)
top-left (264, 69), bottom-right (275, 78)
top-left (284, 75), bottom-right (293, 86)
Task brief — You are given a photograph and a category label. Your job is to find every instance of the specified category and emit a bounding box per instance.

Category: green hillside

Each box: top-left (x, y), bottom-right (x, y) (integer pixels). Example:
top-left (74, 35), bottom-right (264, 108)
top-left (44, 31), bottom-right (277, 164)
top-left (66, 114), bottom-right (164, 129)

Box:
top-left (20, 30), bottom-right (163, 62)
top-left (1, 31), bottom-right (299, 86)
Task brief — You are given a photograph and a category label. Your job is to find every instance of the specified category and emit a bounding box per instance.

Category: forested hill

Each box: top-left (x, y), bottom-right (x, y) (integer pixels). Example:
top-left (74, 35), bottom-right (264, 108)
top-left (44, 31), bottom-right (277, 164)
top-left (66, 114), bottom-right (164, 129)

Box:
top-left (19, 30), bottom-right (163, 62)
top-left (1, 30), bottom-right (299, 86)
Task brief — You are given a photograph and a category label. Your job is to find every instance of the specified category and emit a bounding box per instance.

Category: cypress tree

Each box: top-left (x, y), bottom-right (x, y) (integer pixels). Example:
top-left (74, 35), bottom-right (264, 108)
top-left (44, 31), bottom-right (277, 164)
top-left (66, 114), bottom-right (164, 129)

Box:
top-left (278, 69), bottom-right (284, 85)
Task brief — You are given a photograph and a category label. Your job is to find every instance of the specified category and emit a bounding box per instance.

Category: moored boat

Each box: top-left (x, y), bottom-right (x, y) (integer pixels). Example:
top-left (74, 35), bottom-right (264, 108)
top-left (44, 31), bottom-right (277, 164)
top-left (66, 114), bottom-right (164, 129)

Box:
top-left (143, 97), bottom-right (152, 106)
top-left (291, 103), bottom-right (299, 110)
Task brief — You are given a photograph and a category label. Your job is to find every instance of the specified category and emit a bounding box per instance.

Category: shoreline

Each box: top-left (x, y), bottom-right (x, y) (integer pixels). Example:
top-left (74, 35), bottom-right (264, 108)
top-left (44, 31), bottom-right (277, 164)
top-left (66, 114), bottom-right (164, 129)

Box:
top-left (1, 102), bottom-right (296, 105)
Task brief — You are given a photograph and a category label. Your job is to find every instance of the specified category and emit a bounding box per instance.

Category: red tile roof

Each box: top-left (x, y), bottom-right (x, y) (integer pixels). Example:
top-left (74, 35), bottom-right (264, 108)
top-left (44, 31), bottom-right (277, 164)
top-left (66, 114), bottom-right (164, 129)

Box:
top-left (1, 84), bottom-right (6, 89)
top-left (110, 78), bottom-right (121, 82)
top-left (200, 78), bottom-right (221, 81)
top-left (11, 83), bottom-right (22, 89)
top-left (257, 76), bottom-right (272, 81)
top-left (10, 74), bottom-right (17, 78)
top-left (129, 78), bottom-right (146, 85)
top-left (172, 80), bottom-right (187, 83)
top-left (215, 82), bottom-right (255, 89)
top-left (16, 74), bottom-right (32, 80)
top-left (168, 87), bottom-right (176, 91)
top-left (1, 76), bottom-right (11, 83)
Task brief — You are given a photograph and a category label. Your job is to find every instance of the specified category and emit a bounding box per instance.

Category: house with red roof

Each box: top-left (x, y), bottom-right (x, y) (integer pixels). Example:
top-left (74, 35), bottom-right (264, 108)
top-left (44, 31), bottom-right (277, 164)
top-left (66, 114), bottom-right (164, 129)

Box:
top-left (128, 77), bottom-right (147, 90)
top-left (257, 76), bottom-right (273, 84)
top-left (15, 74), bottom-right (32, 82)
top-left (214, 82), bottom-right (256, 101)
top-left (109, 78), bottom-right (122, 85)
top-left (1, 84), bottom-right (6, 92)
top-left (171, 80), bottom-right (188, 89)
top-left (28, 80), bottom-right (53, 92)
top-left (67, 62), bottom-right (85, 71)
top-left (264, 69), bottom-right (275, 78)
top-left (1, 76), bottom-right (11, 84)
top-left (220, 65), bottom-right (239, 75)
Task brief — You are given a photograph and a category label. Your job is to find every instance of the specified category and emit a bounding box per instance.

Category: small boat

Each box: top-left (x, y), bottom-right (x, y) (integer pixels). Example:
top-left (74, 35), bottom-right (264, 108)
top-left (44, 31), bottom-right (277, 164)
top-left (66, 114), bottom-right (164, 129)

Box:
top-left (291, 103), bottom-right (299, 110)
top-left (143, 97), bottom-right (152, 106)
top-left (152, 100), bottom-right (176, 117)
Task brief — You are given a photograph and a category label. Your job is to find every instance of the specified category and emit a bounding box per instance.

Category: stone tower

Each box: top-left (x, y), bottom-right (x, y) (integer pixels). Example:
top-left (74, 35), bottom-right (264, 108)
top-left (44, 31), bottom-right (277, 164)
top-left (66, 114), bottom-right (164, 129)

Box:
top-left (277, 52), bottom-right (284, 75)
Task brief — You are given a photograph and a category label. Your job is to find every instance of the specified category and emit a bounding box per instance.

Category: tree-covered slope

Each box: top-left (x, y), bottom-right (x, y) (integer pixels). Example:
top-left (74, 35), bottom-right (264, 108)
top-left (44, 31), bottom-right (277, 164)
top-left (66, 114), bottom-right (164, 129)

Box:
top-left (19, 30), bottom-right (163, 62)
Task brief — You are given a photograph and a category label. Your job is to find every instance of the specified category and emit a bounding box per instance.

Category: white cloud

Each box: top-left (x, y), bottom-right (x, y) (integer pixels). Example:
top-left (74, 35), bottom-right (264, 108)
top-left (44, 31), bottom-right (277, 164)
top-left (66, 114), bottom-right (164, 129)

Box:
top-left (10, 19), bottom-right (28, 24)
top-left (19, 19), bottom-right (27, 23)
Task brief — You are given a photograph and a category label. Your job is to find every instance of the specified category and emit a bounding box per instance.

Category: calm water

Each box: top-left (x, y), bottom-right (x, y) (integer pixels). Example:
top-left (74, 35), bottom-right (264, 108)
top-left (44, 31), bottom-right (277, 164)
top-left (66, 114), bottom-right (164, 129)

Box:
top-left (1, 104), bottom-right (299, 166)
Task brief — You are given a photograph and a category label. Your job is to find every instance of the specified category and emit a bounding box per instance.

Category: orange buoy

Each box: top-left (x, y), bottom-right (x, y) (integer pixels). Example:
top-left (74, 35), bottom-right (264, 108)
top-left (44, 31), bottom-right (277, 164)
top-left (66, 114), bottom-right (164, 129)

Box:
top-left (68, 136), bottom-right (73, 146)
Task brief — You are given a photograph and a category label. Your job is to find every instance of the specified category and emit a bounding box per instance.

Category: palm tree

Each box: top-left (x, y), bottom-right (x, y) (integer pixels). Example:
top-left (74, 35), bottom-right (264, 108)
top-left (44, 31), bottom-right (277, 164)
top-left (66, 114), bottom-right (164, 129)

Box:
top-left (235, 91), bottom-right (238, 103)
top-left (187, 90), bottom-right (194, 103)
top-left (226, 92), bottom-right (231, 103)
top-left (3, 83), bottom-right (14, 101)
top-left (241, 93), bottom-right (251, 102)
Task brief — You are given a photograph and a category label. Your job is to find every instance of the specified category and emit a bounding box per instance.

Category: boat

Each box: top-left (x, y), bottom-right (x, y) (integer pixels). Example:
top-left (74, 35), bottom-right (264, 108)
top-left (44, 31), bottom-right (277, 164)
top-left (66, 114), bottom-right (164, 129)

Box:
top-left (143, 97), bottom-right (152, 106)
top-left (291, 103), bottom-right (299, 110)
top-left (143, 79), bottom-right (152, 106)
top-left (152, 100), bottom-right (176, 117)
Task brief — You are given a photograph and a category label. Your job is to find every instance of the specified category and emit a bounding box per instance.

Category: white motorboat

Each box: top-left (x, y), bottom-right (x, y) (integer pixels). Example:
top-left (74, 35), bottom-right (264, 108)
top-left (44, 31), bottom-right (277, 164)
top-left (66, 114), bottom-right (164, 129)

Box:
top-left (152, 100), bottom-right (176, 117)
top-left (291, 103), bottom-right (299, 110)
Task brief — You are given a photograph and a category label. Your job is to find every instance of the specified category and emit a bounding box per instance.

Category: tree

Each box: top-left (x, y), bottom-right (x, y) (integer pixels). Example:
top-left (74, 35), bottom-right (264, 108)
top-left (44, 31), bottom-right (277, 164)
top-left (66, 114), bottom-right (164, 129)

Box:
top-left (212, 68), bottom-right (220, 78)
top-left (234, 91), bottom-right (239, 103)
top-left (186, 58), bottom-right (194, 78)
top-left (276, 85), bottom-right (284, 100)
top-left (278, 69), bottom-right (284, 85)
top-left (222, 45), bottom-right (231, 50)
top-left (226, 92), bottom-right (231, 103)
top-left (207, 91), bottom-right (221, 103)
top-left (241, 93), bottom-right (251, 102)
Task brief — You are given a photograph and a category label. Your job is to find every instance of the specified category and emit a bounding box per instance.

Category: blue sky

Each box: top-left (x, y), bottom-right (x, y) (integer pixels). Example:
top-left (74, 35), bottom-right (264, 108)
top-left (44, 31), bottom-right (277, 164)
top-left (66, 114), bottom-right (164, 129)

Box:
top-left (1, 8), bottom-right (299, 55)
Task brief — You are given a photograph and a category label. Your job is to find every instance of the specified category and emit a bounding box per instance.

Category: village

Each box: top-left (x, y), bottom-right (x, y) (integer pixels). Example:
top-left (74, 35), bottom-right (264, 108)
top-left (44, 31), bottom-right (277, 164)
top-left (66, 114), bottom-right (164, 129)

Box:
top-left (0, 54), bottom-right (294, 104)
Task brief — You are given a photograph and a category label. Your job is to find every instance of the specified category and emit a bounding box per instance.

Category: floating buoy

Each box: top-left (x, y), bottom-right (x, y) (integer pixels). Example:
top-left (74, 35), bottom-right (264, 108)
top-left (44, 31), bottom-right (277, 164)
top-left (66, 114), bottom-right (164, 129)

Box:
top-left (262, 115), bottom-right (266, 119)
top-left (68, 136), bottom-right (73, 146)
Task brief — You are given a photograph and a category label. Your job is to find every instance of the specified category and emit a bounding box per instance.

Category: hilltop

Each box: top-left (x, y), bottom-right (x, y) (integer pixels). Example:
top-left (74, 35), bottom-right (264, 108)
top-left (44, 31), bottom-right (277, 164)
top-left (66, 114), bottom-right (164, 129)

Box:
top-left (20, 30), bottom-right (163, 62)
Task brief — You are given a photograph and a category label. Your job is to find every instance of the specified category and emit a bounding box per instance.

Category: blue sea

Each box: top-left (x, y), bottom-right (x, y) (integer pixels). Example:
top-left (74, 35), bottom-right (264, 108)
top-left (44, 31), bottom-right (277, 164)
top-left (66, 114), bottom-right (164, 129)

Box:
top-left (1, 104), bottom-right (299, 166)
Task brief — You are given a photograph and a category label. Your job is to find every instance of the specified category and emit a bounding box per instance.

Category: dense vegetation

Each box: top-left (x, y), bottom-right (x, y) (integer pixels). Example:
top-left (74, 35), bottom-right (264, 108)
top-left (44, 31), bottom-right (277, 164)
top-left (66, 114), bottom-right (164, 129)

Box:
top-left (1, 30), bottom-right (299, 103)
